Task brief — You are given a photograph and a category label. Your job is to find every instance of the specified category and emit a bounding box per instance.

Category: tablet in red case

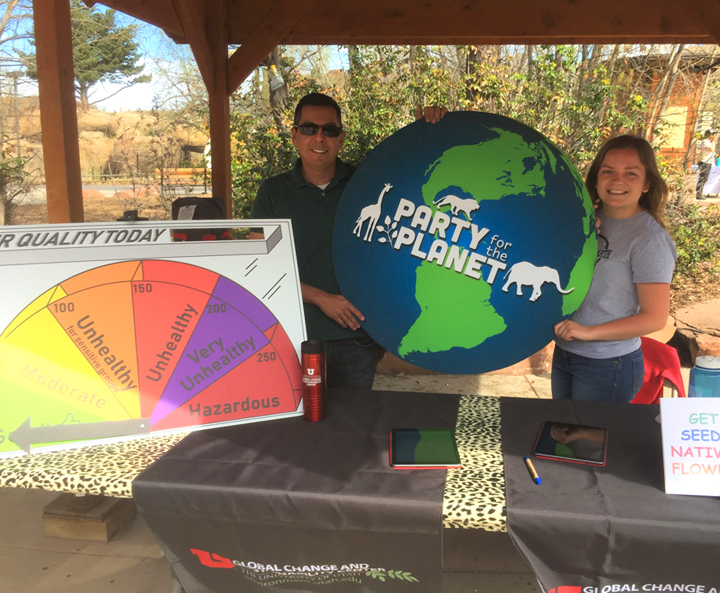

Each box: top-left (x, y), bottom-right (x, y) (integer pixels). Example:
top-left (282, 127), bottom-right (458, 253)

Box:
top-left (533, 421), bottom-right (608, 466)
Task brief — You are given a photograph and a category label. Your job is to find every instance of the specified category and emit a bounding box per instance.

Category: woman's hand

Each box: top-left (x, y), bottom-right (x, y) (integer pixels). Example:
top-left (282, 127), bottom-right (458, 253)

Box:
top-left (554, 319), bottom-right (594, 341)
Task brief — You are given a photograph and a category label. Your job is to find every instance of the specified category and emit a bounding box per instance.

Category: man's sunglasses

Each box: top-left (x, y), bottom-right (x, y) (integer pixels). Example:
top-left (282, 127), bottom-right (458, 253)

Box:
top-left (294, 122), bottom-right (343, 138)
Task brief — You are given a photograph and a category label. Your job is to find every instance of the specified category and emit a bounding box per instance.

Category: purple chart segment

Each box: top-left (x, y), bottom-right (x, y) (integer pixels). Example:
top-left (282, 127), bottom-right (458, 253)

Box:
top-left (215, 276), bottom-right (278, 332)
top-left (150, 296), bottom-right (270, 423)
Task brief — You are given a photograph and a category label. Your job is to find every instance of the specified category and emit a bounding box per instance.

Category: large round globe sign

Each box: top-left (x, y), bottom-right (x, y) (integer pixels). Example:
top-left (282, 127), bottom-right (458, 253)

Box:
top-left (333, 111), bottom-right (597, 374)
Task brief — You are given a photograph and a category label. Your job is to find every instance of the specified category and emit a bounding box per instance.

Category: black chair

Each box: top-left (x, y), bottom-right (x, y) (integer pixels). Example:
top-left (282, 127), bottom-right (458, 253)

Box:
top-left (171, 196), bottom-right (229, 241)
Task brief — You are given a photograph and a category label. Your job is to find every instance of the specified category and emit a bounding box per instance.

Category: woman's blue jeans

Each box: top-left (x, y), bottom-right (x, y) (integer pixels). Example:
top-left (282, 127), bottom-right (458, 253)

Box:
top-left (551, 346), bottom-right (644, 403)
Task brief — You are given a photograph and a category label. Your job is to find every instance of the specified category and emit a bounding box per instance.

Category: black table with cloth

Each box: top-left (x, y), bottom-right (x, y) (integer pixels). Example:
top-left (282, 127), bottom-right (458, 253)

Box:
top-left (132, 389), bottom-right (461, 593)
top-left (502, 398), bottom-right (720, 592)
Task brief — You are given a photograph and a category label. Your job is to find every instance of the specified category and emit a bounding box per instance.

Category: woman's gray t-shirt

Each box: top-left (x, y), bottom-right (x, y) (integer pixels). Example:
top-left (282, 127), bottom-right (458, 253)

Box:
top-left (556, 209), bottom-right (676, 359)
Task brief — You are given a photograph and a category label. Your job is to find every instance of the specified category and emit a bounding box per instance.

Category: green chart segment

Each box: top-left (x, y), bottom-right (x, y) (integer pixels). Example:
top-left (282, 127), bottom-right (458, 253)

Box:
top-left (0, 260), bottom-right (303, 455)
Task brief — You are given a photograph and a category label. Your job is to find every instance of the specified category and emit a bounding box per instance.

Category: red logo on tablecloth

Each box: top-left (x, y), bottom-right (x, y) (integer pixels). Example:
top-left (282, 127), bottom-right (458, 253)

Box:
top-left (190, 548), bottom-right (234, 569)
top-left (547, 587), bottom-right (581, 593)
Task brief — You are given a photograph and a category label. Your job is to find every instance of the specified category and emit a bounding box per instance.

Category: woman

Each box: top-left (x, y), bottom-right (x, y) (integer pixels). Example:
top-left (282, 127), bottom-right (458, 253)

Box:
top-left (552, 135), bottom-right (677, 402)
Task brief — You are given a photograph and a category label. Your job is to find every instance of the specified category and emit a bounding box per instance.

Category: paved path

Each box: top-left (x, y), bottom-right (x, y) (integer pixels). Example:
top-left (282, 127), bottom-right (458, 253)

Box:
top-left (22, 184), bottom-right (212, 205)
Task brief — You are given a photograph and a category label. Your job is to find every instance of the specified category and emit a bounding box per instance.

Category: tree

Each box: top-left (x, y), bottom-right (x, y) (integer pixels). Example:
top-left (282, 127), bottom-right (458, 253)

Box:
top-left (20, 0), bottom-right (150, 111)
top-left (0, 0), bottom-right (33, 71)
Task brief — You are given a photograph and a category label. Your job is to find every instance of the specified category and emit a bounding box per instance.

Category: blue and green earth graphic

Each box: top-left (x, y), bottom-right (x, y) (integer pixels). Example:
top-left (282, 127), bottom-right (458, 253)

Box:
top-left (333, 111), bottom-right (596, 374)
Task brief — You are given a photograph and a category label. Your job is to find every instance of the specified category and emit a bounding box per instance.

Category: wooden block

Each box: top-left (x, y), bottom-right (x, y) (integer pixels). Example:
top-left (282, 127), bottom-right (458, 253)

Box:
top-left (43, 493), bottom-right (136, 542)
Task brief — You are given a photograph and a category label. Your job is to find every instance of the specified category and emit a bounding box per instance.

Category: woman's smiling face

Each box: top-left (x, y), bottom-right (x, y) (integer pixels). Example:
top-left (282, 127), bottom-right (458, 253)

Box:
top-left (595, 147), bottom-right (650, 218)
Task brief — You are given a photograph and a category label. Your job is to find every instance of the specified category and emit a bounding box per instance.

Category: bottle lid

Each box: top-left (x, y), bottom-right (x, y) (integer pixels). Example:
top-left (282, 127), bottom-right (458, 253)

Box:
top-left (302, 340), bottom-right (326, 354)
top-left (695, 356), bottom-right (720, 370)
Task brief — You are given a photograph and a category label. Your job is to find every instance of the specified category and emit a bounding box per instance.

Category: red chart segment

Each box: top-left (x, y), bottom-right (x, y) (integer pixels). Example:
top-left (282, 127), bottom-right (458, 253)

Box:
top-left (133, 279), bottom-right (212, 418)
top-left (264, 322), bottom-right (303, 404)
top-left (141, 260), bottom-right (220, 294)
top-left (152, 333), bottom-right (301, 431)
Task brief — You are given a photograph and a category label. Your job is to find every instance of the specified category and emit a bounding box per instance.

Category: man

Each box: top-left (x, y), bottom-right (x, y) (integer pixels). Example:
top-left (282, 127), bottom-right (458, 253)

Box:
top-left (250, 93), bottom-right (444, 389)
top-left (696, 129), bottom-right (716, 200)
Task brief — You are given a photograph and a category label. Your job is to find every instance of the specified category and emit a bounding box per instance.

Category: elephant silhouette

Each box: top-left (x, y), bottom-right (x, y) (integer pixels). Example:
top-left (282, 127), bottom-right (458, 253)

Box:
top-left (501, 261), bottom-right (574, 302)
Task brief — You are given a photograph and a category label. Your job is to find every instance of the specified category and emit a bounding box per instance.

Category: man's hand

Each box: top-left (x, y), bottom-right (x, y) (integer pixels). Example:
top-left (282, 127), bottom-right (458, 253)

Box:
top-left (302, 283), bottom-right (365, 330)
top-left (416, 105), bottom-right (448, 123)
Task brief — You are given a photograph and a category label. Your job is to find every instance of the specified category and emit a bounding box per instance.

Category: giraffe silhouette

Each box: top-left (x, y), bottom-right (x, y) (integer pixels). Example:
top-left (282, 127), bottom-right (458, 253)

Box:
top-left (353, 183), bottom-right (392, 242)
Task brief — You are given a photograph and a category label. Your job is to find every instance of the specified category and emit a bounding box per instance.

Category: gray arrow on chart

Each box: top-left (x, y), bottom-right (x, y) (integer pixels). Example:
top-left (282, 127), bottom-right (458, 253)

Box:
top-left (9, 417), bottom-right (152, 454)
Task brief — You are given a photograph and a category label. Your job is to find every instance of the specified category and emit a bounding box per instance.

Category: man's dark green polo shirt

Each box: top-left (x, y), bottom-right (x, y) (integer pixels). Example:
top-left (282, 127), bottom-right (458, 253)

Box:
top-left (251, 158), bottom-right (367, 342)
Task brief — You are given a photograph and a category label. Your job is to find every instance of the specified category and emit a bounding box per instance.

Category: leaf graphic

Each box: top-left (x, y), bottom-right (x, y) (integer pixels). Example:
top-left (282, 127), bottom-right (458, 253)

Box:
top-left (378, 237), bottom-right (387, 244)
top-left (376, 225), bottom-right (385, 232)
top-left (384, 215), bottom-right (391, 225)
top-left (391, 230), bottom-right (398, 239)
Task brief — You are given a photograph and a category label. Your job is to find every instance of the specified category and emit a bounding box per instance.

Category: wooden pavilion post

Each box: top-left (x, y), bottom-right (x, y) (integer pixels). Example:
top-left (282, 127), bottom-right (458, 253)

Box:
top-left (206, 0), bottom-right (232, 218)
top-left (32, 0), bottom-right (84, 223)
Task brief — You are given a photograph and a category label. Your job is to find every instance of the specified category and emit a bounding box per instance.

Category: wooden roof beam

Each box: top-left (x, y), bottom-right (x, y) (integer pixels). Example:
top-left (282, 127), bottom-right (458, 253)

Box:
top-left (226, 0), bottom-right (317, 95)
top-left (676, 0), bottom-right (720, 44)
top-left (206, 0), bottom-right (232, 217)
top-left (170, 0), bottom-right (214, 91)
top-left (33, 0), bottom-right (84, 223)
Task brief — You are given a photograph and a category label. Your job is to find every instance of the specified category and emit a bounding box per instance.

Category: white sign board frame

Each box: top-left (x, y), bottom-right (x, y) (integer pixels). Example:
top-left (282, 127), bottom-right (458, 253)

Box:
top-left (660, 397), bottom-right (720, 496)
top-left (0, 219), bottom-right (306, 457)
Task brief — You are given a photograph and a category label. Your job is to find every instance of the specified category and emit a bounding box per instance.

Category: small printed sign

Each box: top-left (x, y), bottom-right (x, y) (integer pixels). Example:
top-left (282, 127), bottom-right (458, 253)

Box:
top-left (660, 397), bottom-right (720, 496)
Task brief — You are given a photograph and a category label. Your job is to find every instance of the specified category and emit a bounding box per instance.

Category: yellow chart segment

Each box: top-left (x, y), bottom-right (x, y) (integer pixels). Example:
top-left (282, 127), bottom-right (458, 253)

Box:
top-left (0, 286), bottom-right (59, 341)
top-left (49, 281), bottom-right (141, 418)
top-left (0, 308), bottom-right (132, 421)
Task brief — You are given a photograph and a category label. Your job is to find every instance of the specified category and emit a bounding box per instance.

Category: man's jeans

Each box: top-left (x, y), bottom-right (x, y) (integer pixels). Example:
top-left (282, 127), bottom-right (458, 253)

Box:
top-left (325, 336), bottom-right (378, 390)
top-left (551, 346), bottom-right (644, 403)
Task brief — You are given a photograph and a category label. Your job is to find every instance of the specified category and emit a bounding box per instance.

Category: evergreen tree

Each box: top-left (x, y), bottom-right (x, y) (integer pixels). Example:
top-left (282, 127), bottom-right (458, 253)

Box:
top-left (20, 0), bottom-right (150, 110)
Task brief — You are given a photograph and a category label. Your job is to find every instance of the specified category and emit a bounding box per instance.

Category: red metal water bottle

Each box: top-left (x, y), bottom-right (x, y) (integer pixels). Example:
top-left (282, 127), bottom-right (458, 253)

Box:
top-left (302, 340), bottom-right (326, 421)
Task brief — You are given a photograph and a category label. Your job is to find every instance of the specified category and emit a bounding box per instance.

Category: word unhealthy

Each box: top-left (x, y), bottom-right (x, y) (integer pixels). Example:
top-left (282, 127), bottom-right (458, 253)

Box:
top-left (189, 396), bottom-right (280, 418)
top-left (0, 228), bottom-right (166, 249)
top-left (19, 366), bottom-right (106, 409)
top-left (392, 198), bottom-right (507, 283)
top-left (70, 316), bottom-right (137, 392)
top-left (180, 336), bottom-right (257, 390)
top-left (145, 304), bottom-right (198, 382)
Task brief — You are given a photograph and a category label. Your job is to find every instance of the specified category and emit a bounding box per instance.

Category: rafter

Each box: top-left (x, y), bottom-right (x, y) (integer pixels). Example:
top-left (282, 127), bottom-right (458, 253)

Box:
top-left (170, 0), bottom-right (214, 92)
top-left (226, 0), bottom-right (317, 95)
top-left (677, 0), bottom-right (720, 44)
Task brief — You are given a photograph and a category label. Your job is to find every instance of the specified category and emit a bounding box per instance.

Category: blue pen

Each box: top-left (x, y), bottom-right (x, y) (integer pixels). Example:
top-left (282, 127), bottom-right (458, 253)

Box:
top-left (524, 456), bottom-right (541, 485)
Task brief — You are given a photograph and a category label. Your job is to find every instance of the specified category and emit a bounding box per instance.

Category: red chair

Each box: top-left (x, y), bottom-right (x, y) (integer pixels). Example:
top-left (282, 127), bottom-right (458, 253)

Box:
top-left (632, 336), bottom-right (687, 404)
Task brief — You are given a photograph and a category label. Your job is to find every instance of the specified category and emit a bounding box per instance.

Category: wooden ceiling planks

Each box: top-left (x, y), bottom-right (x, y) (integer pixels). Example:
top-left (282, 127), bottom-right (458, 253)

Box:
top-left (90, 0), bottom-right (716, 46)
top-left (227, 0), bottom-right (715, 45)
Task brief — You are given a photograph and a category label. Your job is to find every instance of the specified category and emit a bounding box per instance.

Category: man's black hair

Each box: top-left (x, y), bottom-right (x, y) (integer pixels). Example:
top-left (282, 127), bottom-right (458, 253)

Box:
top-left (293, 93), bottom-right (342, 128)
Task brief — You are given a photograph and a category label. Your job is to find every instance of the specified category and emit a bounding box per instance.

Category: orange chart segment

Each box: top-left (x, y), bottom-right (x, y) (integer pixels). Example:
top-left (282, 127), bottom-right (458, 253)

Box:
top-left (152, 340), bottom-right (301, 431)
top-left (49, 282), bottom-right (141, 418)
top-left (0, 308), bottom-right (130, 421)
top-left (134, 280), bottom-right (210, 417)
top-left (61, 260), bottom-right (141, 295)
